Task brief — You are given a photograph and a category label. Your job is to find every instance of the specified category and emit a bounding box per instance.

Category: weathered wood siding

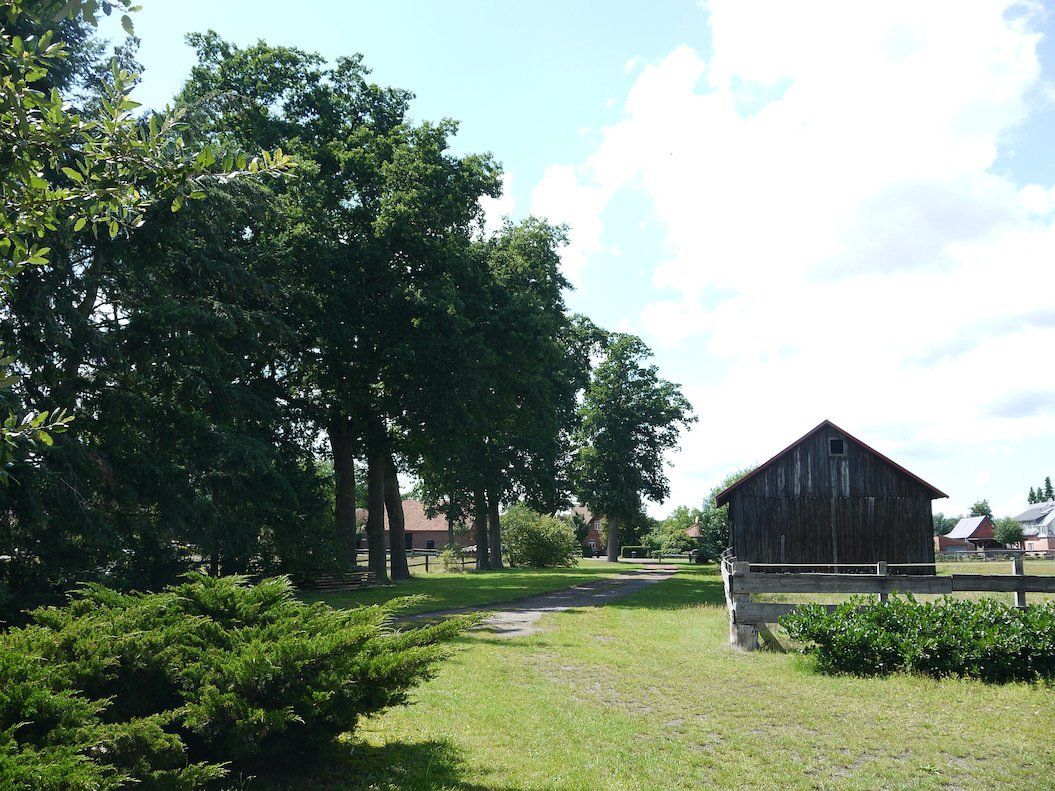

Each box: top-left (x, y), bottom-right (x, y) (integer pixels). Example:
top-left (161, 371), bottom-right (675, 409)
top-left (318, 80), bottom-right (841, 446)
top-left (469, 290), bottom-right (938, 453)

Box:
top-left (728, 426), bottom-right (936, 566)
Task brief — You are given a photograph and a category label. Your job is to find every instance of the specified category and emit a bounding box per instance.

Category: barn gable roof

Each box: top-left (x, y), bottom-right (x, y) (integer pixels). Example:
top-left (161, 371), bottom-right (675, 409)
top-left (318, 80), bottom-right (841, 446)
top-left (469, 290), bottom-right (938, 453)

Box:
top-left (946, 515), bottom-right (993, 539)
top-left (714, 419), bottom-right (947, 506)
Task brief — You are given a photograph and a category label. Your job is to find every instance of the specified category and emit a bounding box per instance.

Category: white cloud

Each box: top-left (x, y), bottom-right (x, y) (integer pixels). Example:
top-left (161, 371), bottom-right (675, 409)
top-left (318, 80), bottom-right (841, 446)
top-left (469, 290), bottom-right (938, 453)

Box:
top-left (479, 172), bottom-right (515, 237)
top-left (529, 165), bottom-right (610, 285)
top-left (531, 0), bottom-right (1055, 515)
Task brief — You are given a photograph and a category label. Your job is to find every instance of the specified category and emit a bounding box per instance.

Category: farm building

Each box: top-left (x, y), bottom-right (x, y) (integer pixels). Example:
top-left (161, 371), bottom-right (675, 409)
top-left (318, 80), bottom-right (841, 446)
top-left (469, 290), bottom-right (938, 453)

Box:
top-left (715, 420), bottom-right (946, 568)
top-left (941, 515), bottom-right (998, 551)
top-left (569, 506), bottom-right (604, 553)
top-left (934, 533), bottom-right (972, 554)
top-left (355, 499), bottom-right (472, 551)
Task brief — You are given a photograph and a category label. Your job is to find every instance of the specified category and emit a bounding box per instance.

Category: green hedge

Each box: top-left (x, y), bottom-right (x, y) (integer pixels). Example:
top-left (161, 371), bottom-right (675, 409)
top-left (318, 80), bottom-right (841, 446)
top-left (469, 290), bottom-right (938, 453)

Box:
top-left (780, 595), bottom-right (1055, 683)
top-left (620, 546), bottom-right (647, 559)
top-left (503, 504), bottom-right (580, 568)
top-left (0, 575), bottom-right (472, 789)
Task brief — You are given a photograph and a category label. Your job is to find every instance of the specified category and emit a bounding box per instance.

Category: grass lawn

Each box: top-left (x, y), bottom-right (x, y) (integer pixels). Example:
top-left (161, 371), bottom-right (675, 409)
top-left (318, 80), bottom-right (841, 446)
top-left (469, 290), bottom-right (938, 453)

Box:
top-left (272, 563), bottom-right (1054, 790)
top-left (300, 559), bottom-right (639, 615)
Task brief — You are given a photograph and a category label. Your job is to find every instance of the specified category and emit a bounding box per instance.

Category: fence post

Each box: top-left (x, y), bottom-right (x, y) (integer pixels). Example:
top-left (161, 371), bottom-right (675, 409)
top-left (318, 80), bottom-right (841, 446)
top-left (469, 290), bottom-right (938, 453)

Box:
top-left (725, 560), bottom-right (759, 651)
top-left (1012, 555), bottom-right (1026, 608)
top-left (876, 561), bottom-right (888, 603)
top-left (425, 554), bottom-right (429, 573)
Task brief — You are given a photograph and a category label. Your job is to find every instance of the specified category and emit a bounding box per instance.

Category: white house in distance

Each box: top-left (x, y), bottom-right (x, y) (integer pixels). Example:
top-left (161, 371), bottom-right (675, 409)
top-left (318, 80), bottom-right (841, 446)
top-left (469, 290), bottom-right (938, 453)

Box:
top-left (1014, 499), bottom-right (1055, 552)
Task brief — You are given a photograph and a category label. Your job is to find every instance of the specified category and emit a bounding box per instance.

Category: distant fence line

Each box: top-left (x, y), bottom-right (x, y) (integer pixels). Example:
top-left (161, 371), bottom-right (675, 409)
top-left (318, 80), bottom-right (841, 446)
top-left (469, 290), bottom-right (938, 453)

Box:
top-left (936, 549), bottom-right (1055, 562)
top-left (719, 553), bottom-right (1055, 651)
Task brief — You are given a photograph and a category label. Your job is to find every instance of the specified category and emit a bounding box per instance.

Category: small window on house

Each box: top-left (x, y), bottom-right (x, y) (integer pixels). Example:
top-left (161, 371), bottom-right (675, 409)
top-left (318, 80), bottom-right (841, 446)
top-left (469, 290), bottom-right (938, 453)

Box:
top-left (425, 539), bottom-right (436, 550)
top-left (828, 437), bottom-right (845, 456)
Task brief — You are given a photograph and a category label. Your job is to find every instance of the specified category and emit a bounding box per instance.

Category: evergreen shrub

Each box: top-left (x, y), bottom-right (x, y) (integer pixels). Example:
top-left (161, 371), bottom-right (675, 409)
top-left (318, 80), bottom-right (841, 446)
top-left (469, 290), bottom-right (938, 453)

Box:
top-left (0, 575), bottom-right (470, 788)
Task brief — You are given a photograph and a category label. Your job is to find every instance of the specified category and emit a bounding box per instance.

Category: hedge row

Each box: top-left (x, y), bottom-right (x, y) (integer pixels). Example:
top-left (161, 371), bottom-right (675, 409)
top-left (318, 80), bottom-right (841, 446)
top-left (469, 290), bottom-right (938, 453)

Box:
top-left (780, 595), bottom-right (1055, 683)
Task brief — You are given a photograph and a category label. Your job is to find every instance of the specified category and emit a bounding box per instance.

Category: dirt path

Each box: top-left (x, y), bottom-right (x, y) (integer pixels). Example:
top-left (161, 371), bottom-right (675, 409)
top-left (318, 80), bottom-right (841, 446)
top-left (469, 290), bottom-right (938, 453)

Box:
top-left (402, 566), bottom-right (678, 638)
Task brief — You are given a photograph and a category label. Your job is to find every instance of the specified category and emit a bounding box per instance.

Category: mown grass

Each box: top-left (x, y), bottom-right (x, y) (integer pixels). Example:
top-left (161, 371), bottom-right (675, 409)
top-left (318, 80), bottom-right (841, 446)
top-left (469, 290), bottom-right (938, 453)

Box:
top-left (300, 559), bottom-right (638, 615)
top-left (272, 564), bottom-right (1054, 790)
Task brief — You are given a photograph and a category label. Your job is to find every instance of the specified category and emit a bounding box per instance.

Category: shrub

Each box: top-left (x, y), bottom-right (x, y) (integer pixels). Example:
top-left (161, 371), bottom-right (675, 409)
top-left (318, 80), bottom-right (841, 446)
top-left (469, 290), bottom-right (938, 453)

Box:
top-left (780, 595), bottom-right (1055, 683)
top-left (620, 545), bottom-right (647, 559)
top-left (994, 517), bottom-right (1024, 547)
top-left (0, 575), bottom-right (471, 788)
top-left (502, 504), bottom-right (580, 568)
top-left (439, 543), bottom-right (467, 572)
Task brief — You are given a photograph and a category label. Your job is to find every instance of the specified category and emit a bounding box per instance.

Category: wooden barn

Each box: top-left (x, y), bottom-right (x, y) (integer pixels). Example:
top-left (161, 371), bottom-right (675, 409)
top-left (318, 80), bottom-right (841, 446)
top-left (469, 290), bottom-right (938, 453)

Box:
top-left (716, 420), bottom-right (946, 568)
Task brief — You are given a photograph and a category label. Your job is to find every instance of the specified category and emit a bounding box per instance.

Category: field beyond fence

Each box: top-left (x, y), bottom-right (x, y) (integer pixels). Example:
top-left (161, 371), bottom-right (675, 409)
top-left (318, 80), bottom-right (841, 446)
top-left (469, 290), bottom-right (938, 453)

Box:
top-left (721, 554), bottom-right (1055, 650)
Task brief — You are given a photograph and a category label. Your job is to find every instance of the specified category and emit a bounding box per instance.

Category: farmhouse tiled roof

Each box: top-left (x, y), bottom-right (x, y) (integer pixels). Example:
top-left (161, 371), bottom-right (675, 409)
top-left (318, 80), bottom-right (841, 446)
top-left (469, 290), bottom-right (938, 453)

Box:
top-left (355, 499), bottom-right (452, 532)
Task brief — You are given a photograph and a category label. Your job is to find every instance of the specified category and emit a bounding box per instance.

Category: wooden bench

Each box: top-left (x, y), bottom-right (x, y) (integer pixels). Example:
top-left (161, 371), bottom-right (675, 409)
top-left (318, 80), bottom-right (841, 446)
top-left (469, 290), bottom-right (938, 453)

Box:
top-left (297, 570), bottom-right (377, 592)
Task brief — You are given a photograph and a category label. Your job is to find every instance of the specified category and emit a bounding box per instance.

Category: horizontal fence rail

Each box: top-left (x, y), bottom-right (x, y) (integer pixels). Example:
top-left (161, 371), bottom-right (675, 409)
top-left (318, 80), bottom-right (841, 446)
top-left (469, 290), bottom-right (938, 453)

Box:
top-left (720, 554), bottom-right (1052, 651)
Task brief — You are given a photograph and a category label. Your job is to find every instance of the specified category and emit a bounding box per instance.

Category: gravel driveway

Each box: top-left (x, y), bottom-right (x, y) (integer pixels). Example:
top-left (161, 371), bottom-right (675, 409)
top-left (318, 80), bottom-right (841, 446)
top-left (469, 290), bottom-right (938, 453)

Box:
top-left (401, 566), bottom-right (678, 638)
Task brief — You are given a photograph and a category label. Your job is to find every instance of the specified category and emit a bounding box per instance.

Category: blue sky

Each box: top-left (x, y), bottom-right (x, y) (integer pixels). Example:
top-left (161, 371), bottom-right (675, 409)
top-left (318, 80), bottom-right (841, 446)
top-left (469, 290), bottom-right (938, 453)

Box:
top-left (102, 1), bottom-right (1055, 519)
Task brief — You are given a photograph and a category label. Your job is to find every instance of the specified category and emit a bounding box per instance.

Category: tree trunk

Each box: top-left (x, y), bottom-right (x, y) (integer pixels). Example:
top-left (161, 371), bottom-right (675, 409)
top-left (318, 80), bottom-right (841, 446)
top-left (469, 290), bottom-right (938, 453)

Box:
top-left (446, 491), bottom-right (456, 547)
top-left (473, 487), bottom-right (490, 570)
top-left (384, 454), bottom-right (410, 580)
top-left (327, 415), bottom-right (358, 569)
top-left (606, 515), bottom-right (620, 562)
top-left (487, 487), bottom-right (503, 569)
top-left (365, 448), bottom-right (389, 583)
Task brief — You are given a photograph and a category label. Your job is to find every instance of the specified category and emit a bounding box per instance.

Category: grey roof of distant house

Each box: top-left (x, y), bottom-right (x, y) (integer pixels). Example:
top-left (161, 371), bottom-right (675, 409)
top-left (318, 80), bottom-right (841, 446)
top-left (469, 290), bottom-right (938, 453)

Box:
top-left (946, 516), bottom-right (989, 539)
top-left (1013, 500), bottom-right (1055, 522)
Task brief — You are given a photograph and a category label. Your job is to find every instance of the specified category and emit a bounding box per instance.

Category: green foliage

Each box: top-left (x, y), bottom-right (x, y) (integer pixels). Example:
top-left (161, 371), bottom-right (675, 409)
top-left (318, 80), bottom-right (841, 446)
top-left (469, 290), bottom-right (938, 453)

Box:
top-left (502, 504), bottom-right (580, 568)
top-left (968, 499), bottom-right (992, 517)
top-left (780, 595), bottom-right (1055, 683)
top-left (439, 544), bottom-right (467, 573)
top-left (994, 517), bottom-right (1024, 546)
top-left (574, 334), bottom-right (696, 555)
top-left (0, 575), bottom-right (470, 788)
top-left (932, 512), bottom-right (957, 536)
top-left (0, 1), bottom-right (289, 482)
top-left (691, 468), bottom-right (755, 562)
top-left (645, 505), bottom-right (703, 553)
top-left (570, 511), bottom-right (590, 545)
top-left (414, 220), bottom-right (589, 563)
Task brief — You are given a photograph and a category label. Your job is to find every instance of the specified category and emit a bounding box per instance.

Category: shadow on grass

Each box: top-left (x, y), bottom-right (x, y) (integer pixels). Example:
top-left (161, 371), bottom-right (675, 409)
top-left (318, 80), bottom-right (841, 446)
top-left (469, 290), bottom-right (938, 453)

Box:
top-left (249, 737), bottom-right (516, 791)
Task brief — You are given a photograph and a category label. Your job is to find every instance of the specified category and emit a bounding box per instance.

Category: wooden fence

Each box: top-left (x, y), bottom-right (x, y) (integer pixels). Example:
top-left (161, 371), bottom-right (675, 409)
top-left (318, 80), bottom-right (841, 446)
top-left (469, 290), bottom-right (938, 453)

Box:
top-left (354, 549), bottom-right (478, 573)
top-left (406, 549), bottom-right (476, 573)
top-left (720, 553), bottom-right (1055, 651)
